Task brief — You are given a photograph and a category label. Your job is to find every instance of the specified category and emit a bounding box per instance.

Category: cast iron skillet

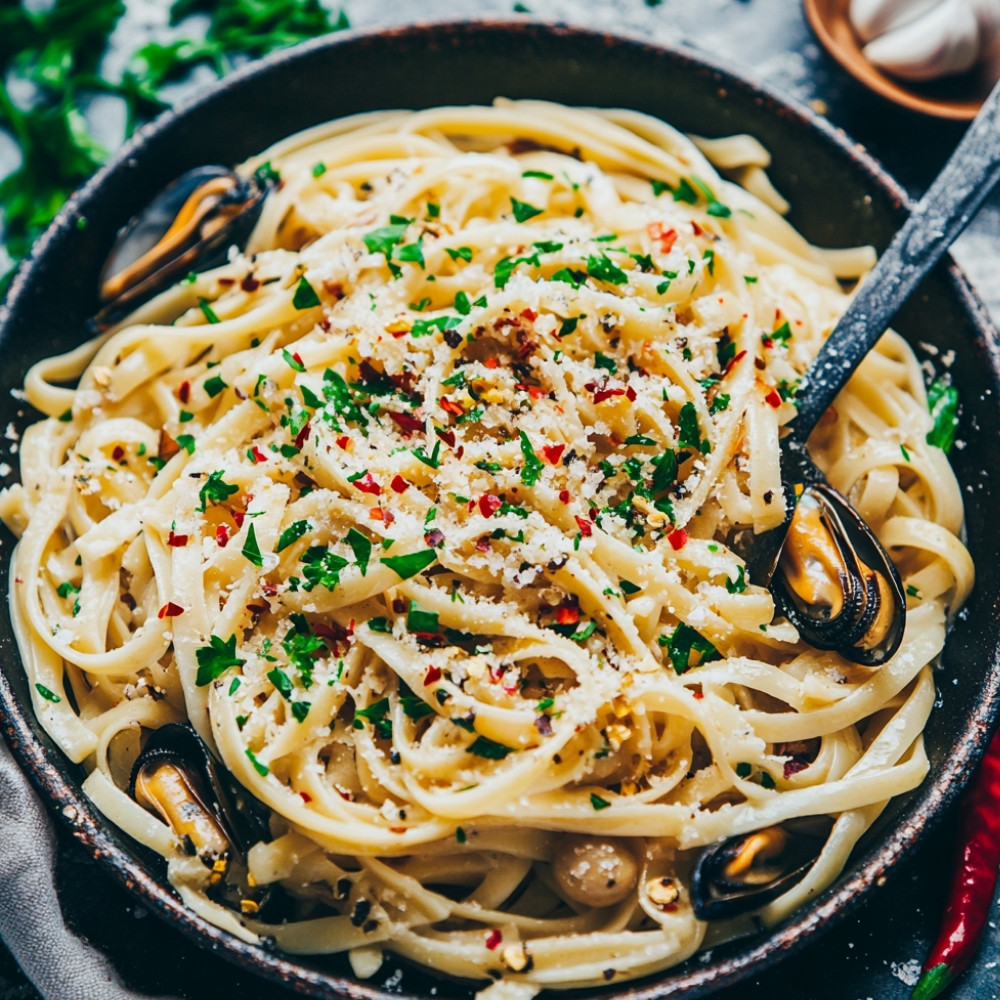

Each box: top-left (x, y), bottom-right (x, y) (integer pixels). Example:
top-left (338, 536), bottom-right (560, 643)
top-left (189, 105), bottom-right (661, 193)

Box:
top-left (1, 19), bottom-right (999, 1000)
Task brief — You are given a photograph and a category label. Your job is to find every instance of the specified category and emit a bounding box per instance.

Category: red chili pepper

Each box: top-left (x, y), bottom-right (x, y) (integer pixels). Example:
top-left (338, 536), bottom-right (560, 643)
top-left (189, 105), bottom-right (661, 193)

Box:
top-left (479, 494), bottom-right (502, 518)
top-left (911, 727), bottom-right (1000, 1000)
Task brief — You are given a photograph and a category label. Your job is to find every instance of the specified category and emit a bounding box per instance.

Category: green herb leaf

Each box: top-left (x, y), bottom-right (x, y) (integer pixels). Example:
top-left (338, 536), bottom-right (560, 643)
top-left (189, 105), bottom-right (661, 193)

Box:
top-left (203, 375), bottom-right (228, 398)
top-left (927, 379), bottom-right (959, 453)
top-left (662, 622), bottom-right (719, 674)
top-left (292, 276), bottom-right (321, 309)
top-left (407, 601), bottom-right (440, 634)
top-left (277, 519), bottom-right (311, 551)
top-left (510, 197), bottom-right (543, 222)
top-left (467, 736), bottom-right (513, 759)
top-left (242, 522), bottom-right (263, 566)
top-left (586, 254), bottom-right (628, 285)
top-left (198, 470), bottom-right (239, 511)
top-left (381, 549), bottom-right (438, 580)
top-left (590, 792), bottom-right (611, 810)
top-left (345, 527), bottom-right (371, 575)
top-left (35, 683), bottom-right (62, 703)
top-left (519, 431), bottom-right (543, 486)
top-left (195, 634), bottom-right (245, 686)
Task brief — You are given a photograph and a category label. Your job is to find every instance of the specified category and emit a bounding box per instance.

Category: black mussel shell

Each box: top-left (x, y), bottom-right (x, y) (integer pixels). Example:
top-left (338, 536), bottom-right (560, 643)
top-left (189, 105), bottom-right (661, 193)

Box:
top-left (691, 817), bottom-right (835, 921)
top-left (92, 165), bottom-right (271, 329)
top-left (128, 722), bottom-right (271, 859)
top-left (770, 482), bottom-right (905, 667)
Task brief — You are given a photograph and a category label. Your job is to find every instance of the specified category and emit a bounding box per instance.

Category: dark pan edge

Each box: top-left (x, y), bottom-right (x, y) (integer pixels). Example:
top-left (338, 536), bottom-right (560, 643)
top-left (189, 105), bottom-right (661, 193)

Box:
top-left (1, 18), bottom-right (998, 1000)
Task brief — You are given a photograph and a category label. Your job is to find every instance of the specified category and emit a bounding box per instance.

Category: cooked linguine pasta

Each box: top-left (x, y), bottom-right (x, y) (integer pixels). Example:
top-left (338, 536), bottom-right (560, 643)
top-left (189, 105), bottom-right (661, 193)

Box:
top-left (0, 101), bottom-right (973, 994)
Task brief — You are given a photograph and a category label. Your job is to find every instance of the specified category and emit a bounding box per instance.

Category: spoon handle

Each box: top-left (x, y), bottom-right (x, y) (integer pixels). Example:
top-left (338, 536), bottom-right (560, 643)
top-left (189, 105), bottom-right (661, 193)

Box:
top-left (788, 78), bottom-right (1000, 445)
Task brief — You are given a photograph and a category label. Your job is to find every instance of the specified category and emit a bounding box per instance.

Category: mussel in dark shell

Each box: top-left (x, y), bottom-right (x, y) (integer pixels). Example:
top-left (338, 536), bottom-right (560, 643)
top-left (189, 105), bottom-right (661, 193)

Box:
top-left (691, 816), bottom-right (834, 921)
top-left (129, 723), bottom-right (273, 913)
top-left (92, 165), bottom-right (272, 329)
top-left (770, 482), bottom-right (905, 667)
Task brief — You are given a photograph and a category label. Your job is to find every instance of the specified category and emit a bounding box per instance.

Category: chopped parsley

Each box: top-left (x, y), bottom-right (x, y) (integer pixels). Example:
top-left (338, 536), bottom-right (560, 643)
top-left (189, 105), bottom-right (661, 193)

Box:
top-left (292, 276), bottom-right (321, 309)
top-left (198, 471), bottom-right (239, 511)
top-left (195, 634), bottom-right (245, 686)
top-left (381, 549), bottom-right (438, 579)
top-left (927, 378), bottom-right (959, 453)
top-left (510, 197), bottom-right (543, 222)
top-left (519, 431), bottom-right (543, 486)
top-left (241, 522), bottom-right (263, 566)
top-left (467, 736), bottom-right (513, 759)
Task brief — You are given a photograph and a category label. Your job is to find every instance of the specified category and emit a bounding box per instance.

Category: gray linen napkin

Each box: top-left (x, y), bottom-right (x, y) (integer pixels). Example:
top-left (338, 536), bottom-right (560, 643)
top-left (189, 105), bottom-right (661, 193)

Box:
top-left (0, 737), bottom-right (177, 1000)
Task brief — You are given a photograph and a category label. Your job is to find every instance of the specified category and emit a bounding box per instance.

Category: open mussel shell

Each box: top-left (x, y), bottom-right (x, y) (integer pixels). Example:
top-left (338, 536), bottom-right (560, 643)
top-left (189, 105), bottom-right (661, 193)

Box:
top-left (128, 722), bottom-right (271, 862)
top-left (92, 165), bottom-right (270, 329)
top-left (769, 482), bottom-right (906, 667)
top-left (691, 816), bottom-right (835, 921)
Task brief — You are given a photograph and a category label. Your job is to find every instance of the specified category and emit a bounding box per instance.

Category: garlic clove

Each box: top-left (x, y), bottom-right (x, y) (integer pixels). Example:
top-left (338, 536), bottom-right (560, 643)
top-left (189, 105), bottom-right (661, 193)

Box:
top-left (849, 0), bottom-right (941, 43)
top-left (862, 0), bottom-right (984, 80)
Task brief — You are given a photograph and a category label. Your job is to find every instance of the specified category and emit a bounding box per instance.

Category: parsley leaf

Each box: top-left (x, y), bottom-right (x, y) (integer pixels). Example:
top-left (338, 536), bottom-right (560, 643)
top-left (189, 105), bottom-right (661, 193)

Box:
top-left (381, 549), bottom-right (438, 579)
top-left (927, 378), bottom-right (959, 453)
top-left (198, 470), bottom-right (239, 511)
top-left (195, 634), bottom-right (245, 686)
top-left (519, 431), bottom-right (543, 486)
top-left (510, 197), bottom-right (543, 222)
top-left (241, 522), bottom-right (263, 566)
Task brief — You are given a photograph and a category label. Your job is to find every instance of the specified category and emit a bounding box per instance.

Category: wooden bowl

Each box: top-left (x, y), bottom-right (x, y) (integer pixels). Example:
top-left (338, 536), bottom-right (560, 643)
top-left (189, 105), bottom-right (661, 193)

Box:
top-left (804, 0), bottom-right (1000, 119)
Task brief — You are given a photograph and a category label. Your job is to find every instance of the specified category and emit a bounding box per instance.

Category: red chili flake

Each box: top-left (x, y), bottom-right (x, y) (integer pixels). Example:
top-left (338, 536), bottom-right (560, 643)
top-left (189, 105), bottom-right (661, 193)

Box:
top-left (479, 494), bottom-right (502, 518)
top-left (542, 444), bottom-right (565, 465)
top-left (299, 791), bottom-right (312, 803)
top-left (588, 507), bottom-right (598, 522)
top-left (668, 528), bottom-right (688, 550)
top-left (520, 308), bottom-right (538, 321)
top-left (337, 788), bottom-right (352, 801)
top-left (295, 420), bottom-right (311, 450)
top-left (761, 336), bottom-right (773, 350)
top-left (559, 489), bottom-right (571, 504)
top-left (765, 388), bottom-right (782, 409)
top-left (291, 352), bottom-right (305, 369)
top-left (425, 528), bottom-right (445, 548)
top-left (556, 606), bottom-right (580, 625)
top-left (424, 665), bottom-right (442, 686)
top-left (723, 349), bottom-right (748, 376)
top-left (112, 445), bottom-right (125, 462)
top-left (435, 427), bottom-right (456, 448)
top-left (246, 602), bottom-right (270, 616)
top-left (439, 397), bottom-right (464, 416)
top-left (484, 357), bottom-right (500, 369)
top-left (323, 281), bottom-right (344, 299)
top-left (574, 515), bottom-right (593, 537)
top-left (388, 410), bottom-right (424, 436)
top-left (517, 340), bottom-right (538, 360)
top-left (157, 602), bottom-right (184, 619)
top-left (314, 621), bottom-right (353, 644)
top-left (485, 930), bottom-right (502, 951)
top-left (647, 222), bottom-right (678, 253)
top-left (514, 383), bottom-right (546, 400)
top-left (475, 536), bottom-right (492, 552)
top-left (625, 386), bottom-right (637, 402)
top-left (370, 507), bottom-right (394, 524)
top-left (784, 759), bottom-right (810, 779)
top-left (249, 446), bottom-right (268, 463)
top-left (692, 690), bottom-right (704, 700)
top-left (593, 387), bottom-right (626, 404)
top-left (167, 530), bottom-right (189, 547)
top-left (241, 274), bottom-right (260, 292)
top-left (262, 583), bottom-right (278, 597)
top-left (158, 430), bottom-right (180, 462)
top-left (390, 474), bottom-right (409, 494)
top-left (233, 510), bottom-right (245, 529)
top-left (319, 318), bottom-right (331, 332)
top-left (216, 524), bottom-right (230, 547)
top-left (336, 435), bottom-right (351, 450)
top-left (178, 380), bottom-right (191, 404)
top-left (691, 220), bottom-right (703, 236)
top-left (353, 473), bottom-right (382, 496)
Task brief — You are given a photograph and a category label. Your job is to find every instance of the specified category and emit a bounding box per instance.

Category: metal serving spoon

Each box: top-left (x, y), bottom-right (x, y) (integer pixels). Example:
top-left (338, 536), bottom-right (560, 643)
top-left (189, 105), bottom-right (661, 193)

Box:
top-left (743, 76), bottom-right (1000, 668)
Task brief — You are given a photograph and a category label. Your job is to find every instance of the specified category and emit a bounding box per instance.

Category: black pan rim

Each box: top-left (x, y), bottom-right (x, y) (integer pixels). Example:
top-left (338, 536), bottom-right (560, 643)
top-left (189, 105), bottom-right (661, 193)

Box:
top-left (1, 18), bottom-right (999, 1000)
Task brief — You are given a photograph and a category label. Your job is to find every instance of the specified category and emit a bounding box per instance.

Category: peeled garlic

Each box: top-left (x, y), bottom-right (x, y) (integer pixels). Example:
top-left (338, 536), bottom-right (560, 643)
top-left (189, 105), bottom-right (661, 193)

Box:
top-left (849, 0), bottom-right (940, 42)
top-left (849, 0), bottom-right (1000, 81)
